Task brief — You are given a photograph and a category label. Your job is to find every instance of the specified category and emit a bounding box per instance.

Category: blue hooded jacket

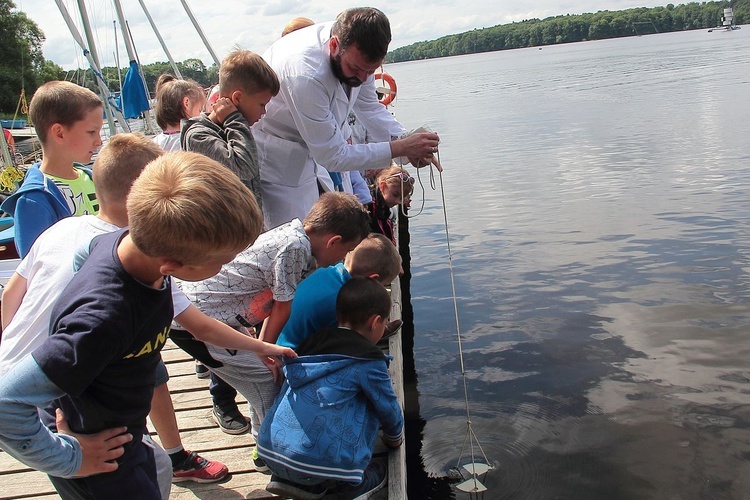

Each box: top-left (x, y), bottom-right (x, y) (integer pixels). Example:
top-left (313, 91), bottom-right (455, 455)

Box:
top-left (0, 163), bottom-right (89, 258)
top-left (257, 327), bottom-right (404, 484)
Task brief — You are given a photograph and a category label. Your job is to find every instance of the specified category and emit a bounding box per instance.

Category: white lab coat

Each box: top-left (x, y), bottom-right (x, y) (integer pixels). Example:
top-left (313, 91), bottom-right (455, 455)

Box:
top-left (254, 22), bottom-right (405, 229)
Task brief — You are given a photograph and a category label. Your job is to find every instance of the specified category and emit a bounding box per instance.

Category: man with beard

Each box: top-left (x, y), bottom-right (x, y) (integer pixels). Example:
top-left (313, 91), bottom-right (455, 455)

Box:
top-left (254, 7), bottom-right (442, 229)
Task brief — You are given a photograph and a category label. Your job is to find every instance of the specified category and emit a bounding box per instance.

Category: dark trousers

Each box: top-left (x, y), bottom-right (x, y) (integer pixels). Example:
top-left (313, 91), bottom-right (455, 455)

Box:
top-left (210, 371), bottom-right (239, 411)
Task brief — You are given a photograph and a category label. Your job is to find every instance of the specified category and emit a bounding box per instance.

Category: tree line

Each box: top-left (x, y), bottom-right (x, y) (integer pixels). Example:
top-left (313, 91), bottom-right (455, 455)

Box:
top-left (386, 0), bottom-right (749, 63)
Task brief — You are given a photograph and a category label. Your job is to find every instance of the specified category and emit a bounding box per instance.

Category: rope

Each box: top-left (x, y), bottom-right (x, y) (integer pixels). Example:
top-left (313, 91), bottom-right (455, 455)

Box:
top-left (431, 149), bottom-right (491, 492)
top-left (0, 166), bottom-right (25, 193)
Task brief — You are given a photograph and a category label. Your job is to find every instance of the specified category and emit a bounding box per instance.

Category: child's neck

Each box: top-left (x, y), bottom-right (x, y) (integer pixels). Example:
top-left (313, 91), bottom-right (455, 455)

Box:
top-left (117, 234), bottom-right (165, 289)
top-left (39, 153), bottom-right (79, 180)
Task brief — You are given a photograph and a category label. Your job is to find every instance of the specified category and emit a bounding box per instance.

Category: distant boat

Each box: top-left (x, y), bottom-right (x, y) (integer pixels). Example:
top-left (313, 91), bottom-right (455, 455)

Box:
top-left (708, 6), bottom-right (741, 32)
top-left (0, 120), bottom-right (27, 130)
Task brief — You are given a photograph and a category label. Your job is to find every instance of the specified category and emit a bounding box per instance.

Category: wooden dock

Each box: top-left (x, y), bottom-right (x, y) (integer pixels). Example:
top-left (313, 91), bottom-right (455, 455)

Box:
top-left (0, 280), bottom-right (406, 499)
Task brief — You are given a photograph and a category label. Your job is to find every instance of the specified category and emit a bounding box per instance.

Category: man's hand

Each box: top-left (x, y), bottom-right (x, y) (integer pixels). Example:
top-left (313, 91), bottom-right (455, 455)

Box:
top-left (208, 97), bottom-right (238, 126)
top-left (391, 132), bottom-right (443, 172)
top-left (56, 409), bottom-right (132, 477)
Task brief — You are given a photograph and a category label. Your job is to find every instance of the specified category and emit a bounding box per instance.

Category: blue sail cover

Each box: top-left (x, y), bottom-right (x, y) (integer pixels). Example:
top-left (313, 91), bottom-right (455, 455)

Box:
top-left (122, 60), bottom-right (150, 119)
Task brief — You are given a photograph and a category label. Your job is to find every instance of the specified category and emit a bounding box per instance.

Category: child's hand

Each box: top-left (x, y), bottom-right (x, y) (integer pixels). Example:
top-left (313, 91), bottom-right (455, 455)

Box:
top-left (263, 343), bottom-right (297, 359)
top-left (209, 97), bottom-right (238, 125)
top-left (56, 409), bottom-right (132, 477)
top-left (256, 354), bottom-right (285, 383)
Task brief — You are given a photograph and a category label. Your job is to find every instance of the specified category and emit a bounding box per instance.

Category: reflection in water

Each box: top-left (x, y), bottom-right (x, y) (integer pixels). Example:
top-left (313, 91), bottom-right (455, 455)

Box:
top-left (394, 28), bottom-right (750, 499)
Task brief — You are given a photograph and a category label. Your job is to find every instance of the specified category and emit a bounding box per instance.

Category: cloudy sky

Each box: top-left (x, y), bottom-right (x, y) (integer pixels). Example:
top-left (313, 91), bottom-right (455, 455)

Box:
top-left (17, 0), bottom-right (670, 70)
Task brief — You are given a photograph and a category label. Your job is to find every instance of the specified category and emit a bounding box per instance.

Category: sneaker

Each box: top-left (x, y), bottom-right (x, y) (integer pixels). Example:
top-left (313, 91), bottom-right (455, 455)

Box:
top-left (195, 361), bottom-right (210, 379)
top-left (172, 450), bottom-right (229, 483)
top-left (338, 462), bottom-right (387, 500)
top-left (212, 404), bottom-right (250, 435)
top-left (383, 319), bottom-right (403, 340)
top-left (252, 447), bottom-right (270, 472)
top-left (266, 475), bottom-right (328, 500)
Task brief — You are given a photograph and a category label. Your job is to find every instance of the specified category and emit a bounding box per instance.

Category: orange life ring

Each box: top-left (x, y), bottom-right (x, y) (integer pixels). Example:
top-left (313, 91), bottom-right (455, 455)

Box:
top-left (374, 72), bottom-right (397, 106)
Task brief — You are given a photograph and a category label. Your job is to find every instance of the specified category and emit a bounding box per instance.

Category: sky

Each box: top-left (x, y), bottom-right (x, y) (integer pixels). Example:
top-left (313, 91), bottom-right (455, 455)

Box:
top-left (16, 0), bottom-right (671, 70)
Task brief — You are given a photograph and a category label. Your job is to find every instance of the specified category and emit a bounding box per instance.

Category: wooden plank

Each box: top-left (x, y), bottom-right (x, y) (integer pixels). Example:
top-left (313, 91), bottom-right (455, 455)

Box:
top-left (386, 274), bottom-right (407, 500)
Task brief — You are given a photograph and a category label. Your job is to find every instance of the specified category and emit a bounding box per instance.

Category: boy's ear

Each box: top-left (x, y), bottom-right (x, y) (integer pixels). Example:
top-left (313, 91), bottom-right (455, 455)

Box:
top-left (326, 234), bottom-right (343, 248)
top-left (368, 272), bottom-right (380, 280)
top-left (158, 259), bottom-right (183, 276)
top-left (49, 123), bottom-right (65, 144)
top-left (182, 96), bottom-right (191, 109)
top-left (230, 90), bottom-right (242, 106)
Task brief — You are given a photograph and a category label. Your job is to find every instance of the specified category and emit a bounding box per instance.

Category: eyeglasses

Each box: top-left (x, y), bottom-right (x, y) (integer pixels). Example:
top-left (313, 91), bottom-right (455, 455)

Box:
top-left (386, 171), bottom-right (415, 185)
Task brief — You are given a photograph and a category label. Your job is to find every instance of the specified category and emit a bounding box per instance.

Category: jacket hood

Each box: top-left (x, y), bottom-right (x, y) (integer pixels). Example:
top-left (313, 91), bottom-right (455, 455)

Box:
top-left (0, 163), bottom-right (66, 216)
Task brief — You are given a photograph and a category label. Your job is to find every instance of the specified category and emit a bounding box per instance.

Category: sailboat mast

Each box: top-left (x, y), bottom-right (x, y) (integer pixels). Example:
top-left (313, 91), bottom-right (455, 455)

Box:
top-left (180, 0), bottom-right (221, 67)
top-left (55, 0), bottom-right (124, 136)
top-left (137, 0), bottom-right (183, 79)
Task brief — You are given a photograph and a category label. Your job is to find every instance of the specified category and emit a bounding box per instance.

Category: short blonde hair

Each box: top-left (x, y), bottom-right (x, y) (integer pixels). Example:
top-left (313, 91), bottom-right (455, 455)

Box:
top-left (29, 81), bottom-right (103, 143)
top-left (347, 233), bottom-right (401, 283)
top-left (219, 49), bottom-right (280, 96)
top-left (303, 192), bottom-right (370, 244)
top-left (93, 133), bottom-right (163, 206)
top-left (282, 17), bottom-right (314, 37)
top-left (127, 152), bottom-right (262, 265)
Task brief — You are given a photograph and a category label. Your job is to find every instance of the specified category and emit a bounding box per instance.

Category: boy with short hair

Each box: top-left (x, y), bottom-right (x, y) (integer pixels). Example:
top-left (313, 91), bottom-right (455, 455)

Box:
top-left (172, 191), bottom-right (370, 468)
top-left (0, 152), bottom-right (261, 499)
top-left (277, 232), bottom-right (401, 350)
top-left (182, 48), bottom-right (280, 208)
top-left (260, 277), bottom-right (405, 500)
top-left (1, 81), bottom-right (103, 257)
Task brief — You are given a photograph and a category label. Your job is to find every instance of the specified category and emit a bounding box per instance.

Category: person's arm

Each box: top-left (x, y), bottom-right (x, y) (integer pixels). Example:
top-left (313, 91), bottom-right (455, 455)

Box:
top-left (0, 355), bottom-right (131, 477)
top-left (361, 360), bottom-right (404, 448)
top-left (257, 300), bottom-right (292, 345)
top-left (1, 273), bottom-right (28, 330)
top-left (174, 303), bottom-right (296, 358)
top-left (12, 195), bottom-right (62, 258)
top-left (183, 110), bottom-right (258, 188)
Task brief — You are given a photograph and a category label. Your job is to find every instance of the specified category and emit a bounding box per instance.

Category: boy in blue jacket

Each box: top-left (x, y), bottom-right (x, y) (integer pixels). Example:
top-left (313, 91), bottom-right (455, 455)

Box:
top-left (259, 277), bottom-right (404, 500)
top-left (1, 81), bottom-right (103, 257)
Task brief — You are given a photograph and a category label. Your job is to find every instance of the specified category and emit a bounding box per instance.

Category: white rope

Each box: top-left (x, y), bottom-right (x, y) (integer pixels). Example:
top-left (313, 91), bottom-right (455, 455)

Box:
top-left (432, 149), bottom-right (491, 494)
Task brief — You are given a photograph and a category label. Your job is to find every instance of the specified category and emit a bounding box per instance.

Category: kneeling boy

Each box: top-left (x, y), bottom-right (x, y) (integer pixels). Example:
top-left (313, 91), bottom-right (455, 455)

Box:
top-left (259, 277), bottom-right (404, 500)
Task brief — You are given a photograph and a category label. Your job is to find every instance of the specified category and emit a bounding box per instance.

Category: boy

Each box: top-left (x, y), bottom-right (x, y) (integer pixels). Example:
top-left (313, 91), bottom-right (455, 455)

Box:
top-left (172, 191), bottom-right (370, 469)
top-left (182, 49), bottom-right (280, 209)
top-left (260, 277), bottom-right (404, 500)
top-left (1, 81), bottom-right (103, 257)
top-left (277, 232), bottom-right (401, 350)
top-left (0, 152), bottom-right (261, 499)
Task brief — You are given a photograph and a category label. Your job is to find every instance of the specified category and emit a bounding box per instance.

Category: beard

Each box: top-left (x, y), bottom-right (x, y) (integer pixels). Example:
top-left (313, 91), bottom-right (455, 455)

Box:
top-left (330, 53), bottom-right (363, 87)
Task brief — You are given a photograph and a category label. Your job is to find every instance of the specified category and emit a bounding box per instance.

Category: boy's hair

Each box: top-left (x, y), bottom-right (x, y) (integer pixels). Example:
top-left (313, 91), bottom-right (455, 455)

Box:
top-left (303, 192), bottom-right (370, 243)
top-left (29, 81), bottom-right (103, 144)
top-left (347, 233), bottom-right (401, 283)
top-left (93, 133), bottom-right (163, 206)
top-left (219, 49), bottom-right (280, 97)
top-left (332, 7), bottom-right (391, 62)
top-left (282, 17), bottom-right (314, 37)
top-left (128, 151), bottom-right (262, 265)
top-left (377, 165), bottom-right (414, 197)
top-left (336, 277), bottom-right (391, 329)
top-left (154, 75), bottom-right (204, 129)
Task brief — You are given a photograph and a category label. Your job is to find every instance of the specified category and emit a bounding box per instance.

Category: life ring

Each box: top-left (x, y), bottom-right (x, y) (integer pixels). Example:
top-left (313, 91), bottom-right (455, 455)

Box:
top-left (374, 72), bottom-right (397, 106)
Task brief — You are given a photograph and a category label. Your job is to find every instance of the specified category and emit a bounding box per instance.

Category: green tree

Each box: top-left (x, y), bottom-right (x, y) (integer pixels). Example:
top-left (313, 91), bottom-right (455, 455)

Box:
top-left (0, 0), bottom-right (45, 113)
top-left (39, 59), bottom-right (65, 84)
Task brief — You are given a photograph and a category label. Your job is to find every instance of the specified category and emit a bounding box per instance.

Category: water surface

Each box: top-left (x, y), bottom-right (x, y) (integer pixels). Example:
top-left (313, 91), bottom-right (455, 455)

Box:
top-left (390, 27), bottom-right (750, 499)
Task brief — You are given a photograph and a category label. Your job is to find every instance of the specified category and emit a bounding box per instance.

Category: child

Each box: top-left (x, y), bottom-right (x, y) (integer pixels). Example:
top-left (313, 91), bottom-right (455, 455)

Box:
top-left (367, 165), bottom-right (415, 245)
top-left (277, 232), bottom-right (401, 350)
top-left (1, 81), bottom-right (103, 257)
top-left (260, 277), bottom-right (405, 500)
top-left (172, 191), bottom-right (371, 469)
top-left (0, 151), bottom-right (261, 499)
top-left (182, 49), bottom-right (280, 209)
top-left (152, 75), bottom-right (206, 152)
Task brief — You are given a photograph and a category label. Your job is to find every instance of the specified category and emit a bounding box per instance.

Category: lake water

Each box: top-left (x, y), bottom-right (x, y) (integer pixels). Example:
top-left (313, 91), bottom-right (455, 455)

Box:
top-left (389, 27), bottom-right (750, 499)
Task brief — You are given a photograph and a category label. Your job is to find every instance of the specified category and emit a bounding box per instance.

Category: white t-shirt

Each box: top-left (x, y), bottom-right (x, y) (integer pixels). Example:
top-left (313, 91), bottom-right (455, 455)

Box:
top-left (176, 219), bottom-right (315, 328)
top-left (0, 216), bottom-right (117, 376)
top-left (152, 132), bottom-right (181, 152)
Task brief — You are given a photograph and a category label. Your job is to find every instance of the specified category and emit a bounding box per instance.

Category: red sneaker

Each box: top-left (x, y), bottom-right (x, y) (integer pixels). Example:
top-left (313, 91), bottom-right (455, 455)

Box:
top-left (172, 451), bottom-right (229, 483)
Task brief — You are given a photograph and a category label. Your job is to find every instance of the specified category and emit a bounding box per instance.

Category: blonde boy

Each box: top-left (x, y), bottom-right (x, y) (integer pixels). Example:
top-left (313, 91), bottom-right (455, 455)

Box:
top-left (0, 152), bottom-right (260, 499)
top-left (182, 49), bottom-right (280, 209)
top-left (1, 81), bottom-right (103, 257)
